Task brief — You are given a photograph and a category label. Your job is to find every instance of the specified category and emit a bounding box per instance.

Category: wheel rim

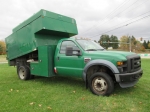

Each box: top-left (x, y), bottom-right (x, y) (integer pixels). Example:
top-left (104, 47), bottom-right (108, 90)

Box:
top-left (92, 76), bottom-right (108, 94)
top-left (19, 67), bottom-right (25, 79)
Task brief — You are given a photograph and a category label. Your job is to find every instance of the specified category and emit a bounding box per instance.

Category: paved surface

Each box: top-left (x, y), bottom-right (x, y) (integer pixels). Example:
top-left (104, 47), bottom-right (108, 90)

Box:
top-left (0, 62), bottom-right (8, 64)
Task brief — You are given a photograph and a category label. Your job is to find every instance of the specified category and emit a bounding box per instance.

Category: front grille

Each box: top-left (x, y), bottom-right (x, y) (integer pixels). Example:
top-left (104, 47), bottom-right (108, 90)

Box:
top-left (126, 54), bottom-right (141, 73)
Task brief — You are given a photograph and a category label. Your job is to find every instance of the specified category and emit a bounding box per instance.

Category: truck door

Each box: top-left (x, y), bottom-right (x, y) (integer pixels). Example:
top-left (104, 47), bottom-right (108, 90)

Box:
top-left (55, 40), bottom-right (83, 78)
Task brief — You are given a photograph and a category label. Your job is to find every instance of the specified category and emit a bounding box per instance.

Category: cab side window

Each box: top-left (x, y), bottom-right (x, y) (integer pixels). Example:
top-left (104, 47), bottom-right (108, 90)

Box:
top-left (60, 41), bottom-right (79, 54)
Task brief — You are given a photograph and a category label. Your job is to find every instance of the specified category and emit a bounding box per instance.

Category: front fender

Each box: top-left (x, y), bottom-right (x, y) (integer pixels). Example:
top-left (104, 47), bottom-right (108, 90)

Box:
top-left (82, 59), bottom-right (119, 81)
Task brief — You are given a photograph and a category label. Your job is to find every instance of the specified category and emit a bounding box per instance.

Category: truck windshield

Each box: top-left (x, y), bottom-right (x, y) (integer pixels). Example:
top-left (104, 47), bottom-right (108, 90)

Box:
top-left (76, 39), bottom-right (104, 51)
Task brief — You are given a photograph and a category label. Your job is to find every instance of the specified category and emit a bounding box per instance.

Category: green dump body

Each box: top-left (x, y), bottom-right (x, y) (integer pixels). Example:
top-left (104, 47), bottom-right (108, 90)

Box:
top-left (5, 9), bottom-right (78, 61)
top-left (5, 9), bottom-right (78, 77)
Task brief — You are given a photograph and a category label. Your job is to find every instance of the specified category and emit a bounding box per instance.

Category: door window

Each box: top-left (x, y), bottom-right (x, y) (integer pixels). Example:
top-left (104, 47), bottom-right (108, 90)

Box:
top-left (60, 41), bottom-right (79, 54)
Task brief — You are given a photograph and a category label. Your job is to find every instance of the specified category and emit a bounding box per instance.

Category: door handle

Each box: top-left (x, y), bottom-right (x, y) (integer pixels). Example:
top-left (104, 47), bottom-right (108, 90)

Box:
top-left (57, 57), bottom-right (60, 60)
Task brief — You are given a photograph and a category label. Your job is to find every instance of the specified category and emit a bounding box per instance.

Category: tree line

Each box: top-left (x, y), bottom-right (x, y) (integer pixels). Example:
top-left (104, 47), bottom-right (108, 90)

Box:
top-left (98, 35), bottom-right (147, 52)
top-left (0, 35), bottom-right (149, 55)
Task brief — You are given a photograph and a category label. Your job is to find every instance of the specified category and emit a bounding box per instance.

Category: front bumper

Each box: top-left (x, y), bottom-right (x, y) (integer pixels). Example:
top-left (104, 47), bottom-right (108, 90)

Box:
top-left (115, 69), bottom-right (143, 88)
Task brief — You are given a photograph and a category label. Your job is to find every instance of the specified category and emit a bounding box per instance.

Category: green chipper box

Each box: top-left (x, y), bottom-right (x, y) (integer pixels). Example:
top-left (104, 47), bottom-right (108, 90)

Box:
top-left (5, 9), bottom-right (78, 77)
top-left (5, 9), bottom-right (142, 96)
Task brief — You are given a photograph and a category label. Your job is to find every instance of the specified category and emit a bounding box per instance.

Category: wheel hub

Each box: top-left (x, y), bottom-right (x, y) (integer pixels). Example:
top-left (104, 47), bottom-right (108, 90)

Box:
top-left (19, 68), bottom-right (25, 79)
top-left (94, 78), bottom-right (107, 91)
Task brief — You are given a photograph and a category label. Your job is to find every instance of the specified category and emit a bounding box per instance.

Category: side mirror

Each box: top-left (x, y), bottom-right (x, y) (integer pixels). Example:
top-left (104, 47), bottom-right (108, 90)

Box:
top-left (66, 47), bottom-right (73, 56)
top-left (65, 47), bottom-right (81, 56)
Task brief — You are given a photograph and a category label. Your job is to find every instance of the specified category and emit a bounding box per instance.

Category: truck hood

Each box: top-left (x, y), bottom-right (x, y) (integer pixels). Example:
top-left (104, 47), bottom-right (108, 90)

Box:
top-left (85, 50), bottom-right (136, 61)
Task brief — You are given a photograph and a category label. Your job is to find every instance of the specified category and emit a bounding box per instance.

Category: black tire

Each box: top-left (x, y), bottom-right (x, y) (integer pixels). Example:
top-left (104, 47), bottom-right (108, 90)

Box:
top-left (89, 72), bottom-right (114, 96)
top-left (18, 66), bottom-right (30, 80)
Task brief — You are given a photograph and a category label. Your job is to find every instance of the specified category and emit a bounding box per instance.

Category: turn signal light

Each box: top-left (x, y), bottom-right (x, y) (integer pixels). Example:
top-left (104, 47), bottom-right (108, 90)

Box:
top-left (117, 61), bottom-right (123, 66)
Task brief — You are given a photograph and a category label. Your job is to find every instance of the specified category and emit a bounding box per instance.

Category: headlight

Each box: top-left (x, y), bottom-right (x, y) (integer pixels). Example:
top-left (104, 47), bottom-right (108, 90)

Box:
top-left (117, 61), bottom-right (127, 73)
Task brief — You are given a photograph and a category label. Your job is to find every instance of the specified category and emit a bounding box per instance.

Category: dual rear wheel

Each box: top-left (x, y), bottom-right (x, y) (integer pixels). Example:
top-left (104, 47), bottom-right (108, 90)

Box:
top-left (17, 66), bottom-right (34, 80)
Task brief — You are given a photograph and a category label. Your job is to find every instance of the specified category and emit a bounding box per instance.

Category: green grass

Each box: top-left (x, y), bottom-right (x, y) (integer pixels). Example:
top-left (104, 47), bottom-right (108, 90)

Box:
top-left (0, 59), bottom-right (150, 112)
top-left (0, 55), bottom-right (6, 62)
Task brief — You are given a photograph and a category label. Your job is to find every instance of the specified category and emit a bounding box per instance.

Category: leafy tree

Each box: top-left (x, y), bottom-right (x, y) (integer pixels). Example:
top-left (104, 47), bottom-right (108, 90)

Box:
top-left (0, 40), bottom-right (6, 55)
top-left (99, 35), bottom-right (110, 49)
top-left (147, 40), bottom-right (150, 49)
top-left (130, 36), bottom-right (138, 51)
top-left (120, 35), bottom-right (129, 51)
top-left (143, 40), bottom-right (147, 49)
top-left (148, 43), bottom-right (150, 49)
top-left (0, 44), bottom-right (3, 54)
top-left (135, 41), bottom-right (143, 52)
top-left (131, 36), bottom-right (137, 45)
top-left (109, 35), bottom-right (119, 49)
top-left (141, 46), bottom-right (145, 52)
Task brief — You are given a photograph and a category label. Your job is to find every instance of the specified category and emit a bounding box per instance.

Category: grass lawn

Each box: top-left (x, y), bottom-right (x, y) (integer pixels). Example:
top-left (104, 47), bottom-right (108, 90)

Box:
top-left (0, 59), bottom-right (149, 112)
top-left (0, 55), bottom-right (6, 62)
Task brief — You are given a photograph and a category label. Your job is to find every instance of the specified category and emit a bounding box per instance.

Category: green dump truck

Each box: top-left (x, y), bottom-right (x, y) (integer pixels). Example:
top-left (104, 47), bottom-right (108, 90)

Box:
top-left (5, 9), bottom-right (143, 96)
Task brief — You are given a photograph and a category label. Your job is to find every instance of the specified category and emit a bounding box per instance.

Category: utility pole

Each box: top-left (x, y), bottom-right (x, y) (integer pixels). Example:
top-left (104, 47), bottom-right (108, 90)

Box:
top-left (129, 37), bottom-right (131, 52)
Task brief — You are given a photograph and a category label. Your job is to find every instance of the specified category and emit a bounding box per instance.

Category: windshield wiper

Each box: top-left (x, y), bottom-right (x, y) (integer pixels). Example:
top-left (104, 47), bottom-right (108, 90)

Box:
top-left (86, 49), bottom-right (97, 51)
top-left (97, 49), bottom-right (105, 51)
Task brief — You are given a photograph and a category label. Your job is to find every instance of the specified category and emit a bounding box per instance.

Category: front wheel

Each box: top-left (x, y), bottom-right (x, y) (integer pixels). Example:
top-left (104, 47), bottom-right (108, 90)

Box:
top-left (18, 66), bottom-right (30, 80)
top-left (89, 72), bottom-right (114, 96)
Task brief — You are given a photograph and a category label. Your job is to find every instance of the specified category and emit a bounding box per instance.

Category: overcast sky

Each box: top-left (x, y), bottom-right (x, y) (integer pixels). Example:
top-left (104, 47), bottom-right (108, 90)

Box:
top-left (0, 0), bottom-right (150, 41)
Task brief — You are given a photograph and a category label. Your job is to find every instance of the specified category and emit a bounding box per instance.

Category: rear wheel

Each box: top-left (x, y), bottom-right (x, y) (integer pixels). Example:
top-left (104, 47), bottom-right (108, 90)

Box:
top-left (89, 72), bottom-right (114, 96)
top-left (18, 66), bottom-right (30, 80)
